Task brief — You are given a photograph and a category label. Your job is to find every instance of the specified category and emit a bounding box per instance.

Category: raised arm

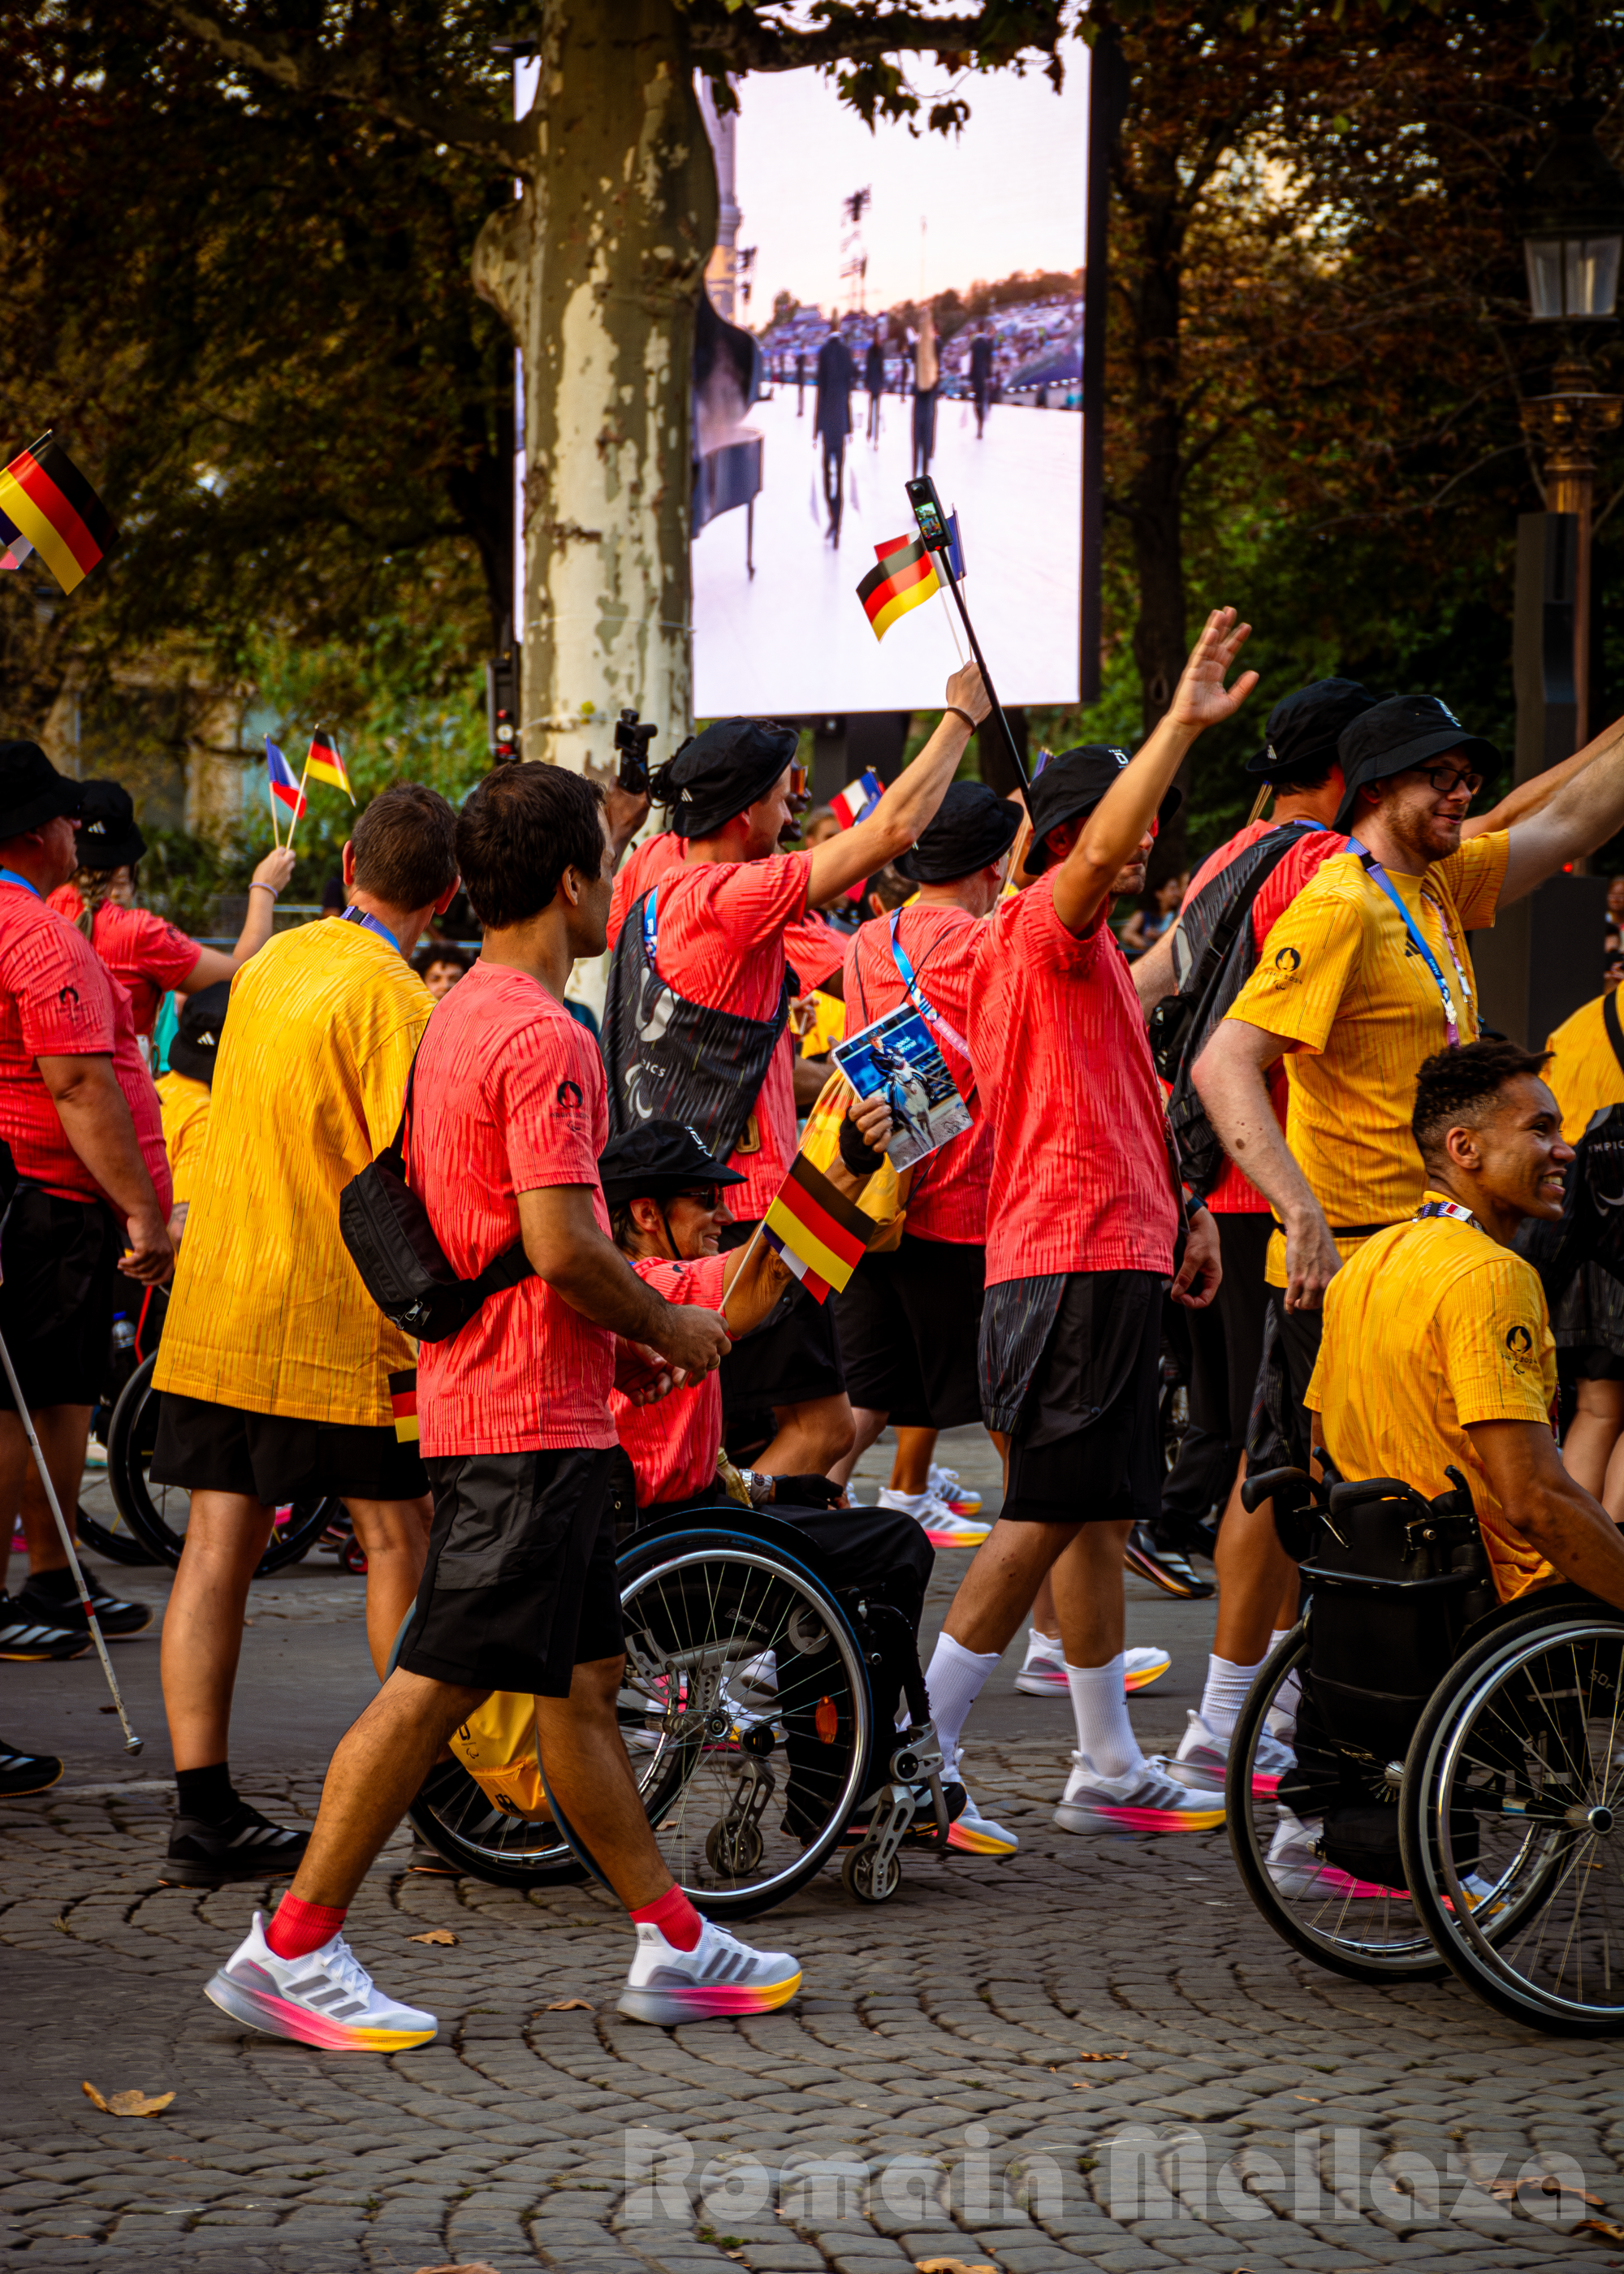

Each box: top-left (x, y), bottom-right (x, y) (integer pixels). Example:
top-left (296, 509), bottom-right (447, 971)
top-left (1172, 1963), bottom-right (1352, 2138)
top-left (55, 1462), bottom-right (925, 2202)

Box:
top-left (181, 845), bottom-right (297, 988)
top-left (1499, 710), bottom-right (1624, 903)
top-left (805, 663), bottom-right (991, 903)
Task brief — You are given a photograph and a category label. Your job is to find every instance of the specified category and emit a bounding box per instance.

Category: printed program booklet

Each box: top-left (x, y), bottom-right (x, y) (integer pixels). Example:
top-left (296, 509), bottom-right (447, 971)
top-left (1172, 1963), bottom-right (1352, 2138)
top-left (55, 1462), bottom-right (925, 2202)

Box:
top-left (832, 1002), bottom-right (971, 1173)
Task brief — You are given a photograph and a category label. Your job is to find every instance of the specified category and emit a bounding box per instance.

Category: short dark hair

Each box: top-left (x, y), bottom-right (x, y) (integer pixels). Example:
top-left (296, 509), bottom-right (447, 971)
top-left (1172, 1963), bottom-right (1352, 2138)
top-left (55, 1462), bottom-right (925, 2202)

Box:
top-left (456, 763), bottom-right (606, 931)
top-left (1412, 1038), bottom-right (1552, 1166)
top-left (863, 865), bottom-right (913, 914)
top-left (1262, 759), bottom-right (1337, 794)
top-left (412, 940), bottom-right (468, 979)
top-left (351, 784), bottom-right (458, 909)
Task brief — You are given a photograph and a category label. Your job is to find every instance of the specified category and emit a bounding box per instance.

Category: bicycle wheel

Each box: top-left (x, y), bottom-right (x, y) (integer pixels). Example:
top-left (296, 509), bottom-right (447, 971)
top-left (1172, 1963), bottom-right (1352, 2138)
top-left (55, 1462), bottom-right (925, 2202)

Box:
top-left (1228, 1624), bottom-right (1445, 1982)
top-left (107, 1353), bottom-right (337, 1576)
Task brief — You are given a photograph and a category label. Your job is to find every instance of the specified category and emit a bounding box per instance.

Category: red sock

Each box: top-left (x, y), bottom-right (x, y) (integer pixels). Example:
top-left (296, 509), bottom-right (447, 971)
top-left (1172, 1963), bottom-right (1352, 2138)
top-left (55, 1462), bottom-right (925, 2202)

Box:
top-left (266, 1892), bottom-right (348, 1961)
top-left (630, 1884), bottom-right (702, 1952)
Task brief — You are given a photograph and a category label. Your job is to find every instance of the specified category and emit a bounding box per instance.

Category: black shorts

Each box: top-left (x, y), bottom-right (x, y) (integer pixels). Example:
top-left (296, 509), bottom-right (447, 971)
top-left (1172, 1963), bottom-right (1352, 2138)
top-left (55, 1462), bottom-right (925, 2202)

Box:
top-left (1559, 1345), bottom-right (1624, 1385)
top-left (832, 1234), bottom-right (986, 1428)
top-left (718, 1217), bottom-right (845, 1426)
top-left (399, 1447), bottom-right (622, 1696)
top-left (1000, 1269), bottom-right (1165, 1527)
top-left (1246, 1288), bottom-right (1323, 1481)
top-left (149, 1390), bottom-right (429, 1504)
top-left (0, 1188), bottom-right (120, 1413)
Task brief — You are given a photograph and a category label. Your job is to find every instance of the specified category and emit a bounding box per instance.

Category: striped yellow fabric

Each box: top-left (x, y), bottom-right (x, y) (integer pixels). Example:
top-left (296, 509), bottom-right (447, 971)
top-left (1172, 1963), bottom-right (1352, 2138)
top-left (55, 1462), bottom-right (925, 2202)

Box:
top-left (153, 923), bottom-right (432, 1424)
top-left (1545, 989), bottom-right (1624, 1144)
top-left (1226, 834), bottom-right (1508, 1289)
top-left (156, 1070), bottom-right (211, 1212)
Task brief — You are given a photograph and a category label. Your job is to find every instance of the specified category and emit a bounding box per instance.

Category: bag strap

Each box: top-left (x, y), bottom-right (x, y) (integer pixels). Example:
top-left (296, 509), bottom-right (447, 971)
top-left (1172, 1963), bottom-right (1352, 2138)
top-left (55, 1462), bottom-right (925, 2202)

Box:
top-left (397, 1040), bottom-right (532, 1297)
top-left (1604, 987), bottom-right (1624, 1080)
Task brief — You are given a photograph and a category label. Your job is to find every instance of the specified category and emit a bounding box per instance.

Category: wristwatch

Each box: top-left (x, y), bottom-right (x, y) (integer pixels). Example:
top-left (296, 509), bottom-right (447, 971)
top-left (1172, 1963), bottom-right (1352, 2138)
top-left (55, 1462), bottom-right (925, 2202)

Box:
top-left (736, 1468), bottom-right (774, 1507)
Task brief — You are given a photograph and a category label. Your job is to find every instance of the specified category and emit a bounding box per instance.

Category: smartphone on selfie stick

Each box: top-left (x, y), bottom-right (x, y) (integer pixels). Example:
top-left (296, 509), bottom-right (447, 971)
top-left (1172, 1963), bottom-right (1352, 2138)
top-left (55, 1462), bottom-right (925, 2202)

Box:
top-left (904, 475), bottom-right (1030, 796)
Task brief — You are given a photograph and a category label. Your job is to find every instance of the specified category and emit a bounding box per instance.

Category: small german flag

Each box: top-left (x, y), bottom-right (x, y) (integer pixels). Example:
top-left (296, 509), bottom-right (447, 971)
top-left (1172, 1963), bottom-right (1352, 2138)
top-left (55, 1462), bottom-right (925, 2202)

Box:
top-left (388, 1367), bottom-right (419, 1445)
top-left (855, 534), bottom-right (939, 642)
top-left (305, 728), bottom-right (354, 802)
top-left (0, 432), bottom-right (116, 595)
top-left (762, 1154), bottom-right (871, 1303)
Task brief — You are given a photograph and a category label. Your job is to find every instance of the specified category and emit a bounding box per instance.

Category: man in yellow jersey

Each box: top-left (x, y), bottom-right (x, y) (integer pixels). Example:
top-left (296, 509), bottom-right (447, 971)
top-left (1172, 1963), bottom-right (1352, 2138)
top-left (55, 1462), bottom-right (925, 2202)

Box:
top-left (1541, 983), bottom-right (1624, 1514)
top-left (1194, 692), bottom-right (1624, 1494)
top-left (1307, 1038), bottom-right (1624, 1613)
top-left (155, 981), bottom-right (229, 1247)
top-left (150, 785), bottom-right (459, 1887)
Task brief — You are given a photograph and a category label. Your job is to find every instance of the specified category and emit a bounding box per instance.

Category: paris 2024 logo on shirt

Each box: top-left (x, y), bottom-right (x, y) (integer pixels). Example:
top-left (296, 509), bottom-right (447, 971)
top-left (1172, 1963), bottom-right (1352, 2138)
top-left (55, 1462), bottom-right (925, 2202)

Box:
top-left (555, 1079), bottom-right (584, 1112)
top-left (1503, 1321), bottom-right (1536, 1380)
top-left (1268, 943), bottom-right (1302, 984)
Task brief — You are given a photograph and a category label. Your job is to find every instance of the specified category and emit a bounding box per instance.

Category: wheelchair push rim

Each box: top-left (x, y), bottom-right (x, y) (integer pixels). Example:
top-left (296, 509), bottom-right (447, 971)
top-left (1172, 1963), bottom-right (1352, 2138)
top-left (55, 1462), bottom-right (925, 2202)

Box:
top-left (1405, 1612), bottom-right (1624, 2034)
top-left (405, 1757), bottom-right (588, 1889)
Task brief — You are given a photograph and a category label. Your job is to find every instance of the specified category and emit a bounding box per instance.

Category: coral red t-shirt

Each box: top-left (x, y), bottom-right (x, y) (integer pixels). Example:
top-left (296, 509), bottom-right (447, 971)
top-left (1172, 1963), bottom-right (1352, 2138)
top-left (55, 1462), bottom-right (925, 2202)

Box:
top-left (843, 905), bottom-right (990, 1244)
top-left (1178, 819), bottom-right (1345, 1214)
top-left (412, 959), bottom-right (617, 1456)
top-left (782, 911), bottom-right (847, 993)
top-left (609, 847), bottom-right (814, 1221)
top-left (608, 832), bottom-right (685, 945)
top-left (46, 888), bottom-right (202, 1039)
top-left (0, 879), bottom-right (171, 1213)
top-left (970, 874), bottom-right (1177, 1287)
top-left (612, 1252), bottom-right (728, 1507)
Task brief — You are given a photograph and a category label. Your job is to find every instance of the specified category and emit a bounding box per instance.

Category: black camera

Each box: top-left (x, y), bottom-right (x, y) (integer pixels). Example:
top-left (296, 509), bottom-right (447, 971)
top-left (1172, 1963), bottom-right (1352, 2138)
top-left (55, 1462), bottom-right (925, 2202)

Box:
top-left (613, 707), bottom-right (657, 794)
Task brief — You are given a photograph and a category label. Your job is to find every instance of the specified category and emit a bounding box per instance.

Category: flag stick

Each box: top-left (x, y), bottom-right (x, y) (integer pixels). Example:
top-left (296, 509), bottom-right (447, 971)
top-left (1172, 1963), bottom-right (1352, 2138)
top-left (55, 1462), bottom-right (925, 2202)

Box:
top-left (283, 761), bottom-right (313, 855)
top-left (0, 1323), bottom-right (142, 1754)
top-left (262, 739), bottom-right (281, 849)
top-left (935, 577), bottom-right (966, 665)
top-left (936, 564), bottom-right (1030, 796)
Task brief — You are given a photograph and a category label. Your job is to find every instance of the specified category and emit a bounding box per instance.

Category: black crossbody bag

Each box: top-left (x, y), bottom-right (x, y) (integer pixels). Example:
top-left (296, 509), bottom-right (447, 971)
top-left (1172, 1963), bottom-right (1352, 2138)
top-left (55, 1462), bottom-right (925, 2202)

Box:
top-left (339, 1053), bottom-right (533, 1342)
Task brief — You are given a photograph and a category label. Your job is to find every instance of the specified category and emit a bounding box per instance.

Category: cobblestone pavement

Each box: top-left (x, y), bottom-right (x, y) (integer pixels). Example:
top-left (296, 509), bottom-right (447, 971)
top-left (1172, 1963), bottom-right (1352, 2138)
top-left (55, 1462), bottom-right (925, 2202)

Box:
top-left (3, 1430), bottom-right (1623, 2273)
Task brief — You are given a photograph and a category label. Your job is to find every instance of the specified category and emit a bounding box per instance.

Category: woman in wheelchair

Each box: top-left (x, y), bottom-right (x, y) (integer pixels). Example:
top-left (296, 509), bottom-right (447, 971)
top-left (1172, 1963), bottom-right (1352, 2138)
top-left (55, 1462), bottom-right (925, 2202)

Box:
top-left (1232, 1038), bottom-right (1624, 2032)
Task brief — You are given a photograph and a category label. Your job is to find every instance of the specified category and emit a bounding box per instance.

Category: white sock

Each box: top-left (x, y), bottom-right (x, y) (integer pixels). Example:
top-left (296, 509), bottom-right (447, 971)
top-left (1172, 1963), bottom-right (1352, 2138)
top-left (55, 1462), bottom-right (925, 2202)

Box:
top-left (925, 1632), bottom-right (1000, 1768)
top-left (1065, 1655), bottom-right (1142, 1781)
top-left (1199, 1653), bottom-right (1265, 1740)
top-left (1269, 1626), bottom-right (1294, 1656)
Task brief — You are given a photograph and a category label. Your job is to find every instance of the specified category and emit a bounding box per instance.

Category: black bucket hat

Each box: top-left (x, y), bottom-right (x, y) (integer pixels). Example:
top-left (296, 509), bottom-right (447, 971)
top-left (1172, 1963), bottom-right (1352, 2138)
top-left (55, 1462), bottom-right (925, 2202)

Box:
top-left (893, 780), bottom-right (1023, 884)
top-left (598, 1119), bottom-right (747, 1210)
top-left (75, 778), bottom-right (146, 870)
top-left (1022, 744), bottom-right (1184, 878)
top-left (1334, 695), bottom-right (1497, 835)
top-left (650, 719), bottom-right (801, 839)
top-left (0, 741), bottom-right (83, 839)
top-left (1243, 678), bottom-right (1377, 782)
top-left (168, 980), bottom-right (231, 1084)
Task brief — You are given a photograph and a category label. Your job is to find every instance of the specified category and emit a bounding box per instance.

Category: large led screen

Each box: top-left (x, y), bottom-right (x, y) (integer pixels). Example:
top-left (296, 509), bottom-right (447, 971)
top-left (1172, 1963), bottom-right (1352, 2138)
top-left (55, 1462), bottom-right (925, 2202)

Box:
top-left (692, 55), bottom-right (1091, 719)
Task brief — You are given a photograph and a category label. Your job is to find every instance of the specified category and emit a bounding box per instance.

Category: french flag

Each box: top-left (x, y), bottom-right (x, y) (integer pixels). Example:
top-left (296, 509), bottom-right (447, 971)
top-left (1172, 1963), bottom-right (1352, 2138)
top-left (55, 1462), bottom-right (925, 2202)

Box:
top-left (265, 737), bottom-right (306, 819)
top-left (829, 769), bottom-right (883, 832)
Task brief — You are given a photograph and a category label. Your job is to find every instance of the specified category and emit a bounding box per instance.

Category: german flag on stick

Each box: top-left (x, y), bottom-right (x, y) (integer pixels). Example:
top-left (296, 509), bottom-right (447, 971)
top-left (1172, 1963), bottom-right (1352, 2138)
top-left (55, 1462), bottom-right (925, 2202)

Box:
top-left (0, 432), bottom-right (115, 595)
top-left (305, 728), bottom-right (354, 802)
top-left (388, 1368), bottom-right (419, 1445)
top-left (856, 534), bottom-right (939, 642)
top-left (761, 1154), bottom-right (871, 1303)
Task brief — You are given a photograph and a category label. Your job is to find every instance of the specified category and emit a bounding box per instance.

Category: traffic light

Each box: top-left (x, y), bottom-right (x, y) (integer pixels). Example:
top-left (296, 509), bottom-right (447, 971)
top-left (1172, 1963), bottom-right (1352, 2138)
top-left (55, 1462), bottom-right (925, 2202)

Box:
top-left (486, 617), bottom-right (520, 762)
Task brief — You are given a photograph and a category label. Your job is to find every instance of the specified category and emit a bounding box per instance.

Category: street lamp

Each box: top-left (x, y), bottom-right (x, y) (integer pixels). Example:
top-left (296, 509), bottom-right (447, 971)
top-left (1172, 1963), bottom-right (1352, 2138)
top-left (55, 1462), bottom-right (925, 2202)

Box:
top-left (1518, 106), bottom-right (1624, 750)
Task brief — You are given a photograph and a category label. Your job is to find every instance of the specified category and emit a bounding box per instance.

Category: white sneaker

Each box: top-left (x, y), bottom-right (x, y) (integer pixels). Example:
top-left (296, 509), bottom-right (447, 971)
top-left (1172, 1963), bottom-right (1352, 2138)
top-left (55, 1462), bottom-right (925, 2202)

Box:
top-left (1168, 1707), bottom-right (1294, 1796)
top-left (876, 1486), bottom-right (989, 1547)
top-left (618, 1914), bottom-right (801, 2025)
top-left (731, 1649), bottom-right (779, 1704)
top-left (205, 1912), bottom-right (438, 2051)
top-left (1265, 1808), bottom-right (1406, 1902)
top-left (944, 1780), bottom-right (1020, 1857)
top-left (1014, 1632), bottom-right (1170, 1697)
top-left (1125, 1645), bottom-right (1172, 1694)
top-left (927, 1463), bottom-right (983, 1517)
top-left (1053, 1752), bottom-right (1225, 1835)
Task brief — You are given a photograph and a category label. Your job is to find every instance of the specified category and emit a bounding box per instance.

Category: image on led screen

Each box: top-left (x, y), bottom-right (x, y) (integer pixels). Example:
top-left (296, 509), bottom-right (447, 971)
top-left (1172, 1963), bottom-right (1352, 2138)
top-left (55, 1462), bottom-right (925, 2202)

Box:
top-left (692, 58), bottom-right (1091, 719)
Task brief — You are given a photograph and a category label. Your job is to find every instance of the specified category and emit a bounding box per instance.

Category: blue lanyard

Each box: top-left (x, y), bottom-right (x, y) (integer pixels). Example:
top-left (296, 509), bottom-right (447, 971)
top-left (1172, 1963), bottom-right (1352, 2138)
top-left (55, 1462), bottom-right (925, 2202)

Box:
top-left (1416, 1198), bottom-right (1481, 1229)
top-left (642, 887), bottom-right (659, 973)
top-left (0, 869), bottom-right (41, 898)
top-left (1347, 839), bottom-right (1460, 1046)
top-left (342, 905), bottom-right (401, 954)
top-left (887, 910), bottom-right (970, 1059)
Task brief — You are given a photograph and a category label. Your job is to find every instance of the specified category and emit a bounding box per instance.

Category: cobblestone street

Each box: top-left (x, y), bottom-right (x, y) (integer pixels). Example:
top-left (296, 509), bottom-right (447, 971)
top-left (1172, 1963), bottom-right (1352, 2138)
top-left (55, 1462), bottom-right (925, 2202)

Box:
top-left (3, 1430), bottom-right (1622, 2273)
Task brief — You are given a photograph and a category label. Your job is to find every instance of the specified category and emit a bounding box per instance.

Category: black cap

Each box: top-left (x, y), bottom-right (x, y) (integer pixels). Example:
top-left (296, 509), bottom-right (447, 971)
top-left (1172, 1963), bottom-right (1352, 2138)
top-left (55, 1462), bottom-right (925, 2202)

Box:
top-left (1022, 744), bottom-right (1184, 877)
top-left (0, 741), bottom-right (83, 840)
top-left (75, 778), bottom-right (146, 871)
top-left (650, 718), bottom-right (800, 839)
top-left (1334, 695), bottom-right (1498, 834)
top-left (893, 780), bottom-right (1023, 884)
top-left (167, 980), bottom-right (231, 1084)
top-left (1243, 678), bottom-right (1377, 781)
top-left (598, 1119), bottom-right (748, 1209)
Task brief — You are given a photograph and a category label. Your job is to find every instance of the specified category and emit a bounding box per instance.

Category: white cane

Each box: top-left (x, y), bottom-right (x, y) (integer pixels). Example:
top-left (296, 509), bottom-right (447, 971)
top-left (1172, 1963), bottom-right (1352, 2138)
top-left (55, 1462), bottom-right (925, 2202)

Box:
top-left (0, 1322), bottom-right (143, 1754)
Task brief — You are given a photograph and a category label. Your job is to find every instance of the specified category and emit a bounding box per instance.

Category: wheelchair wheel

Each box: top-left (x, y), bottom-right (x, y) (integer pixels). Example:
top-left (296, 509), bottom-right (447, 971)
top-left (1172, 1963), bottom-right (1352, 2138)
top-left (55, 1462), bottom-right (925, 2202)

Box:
top-left (604, 1519), bottom-right (875, 1922)
top-left (406, 1757), bottom-right (590, 1891)
top-left (1402, 1604), bottom-right (1624, 2035)
top-left (106, 1352), bottom-right (337, 1576)
top-left (1228, 1625), bottom-right (1445, 1982)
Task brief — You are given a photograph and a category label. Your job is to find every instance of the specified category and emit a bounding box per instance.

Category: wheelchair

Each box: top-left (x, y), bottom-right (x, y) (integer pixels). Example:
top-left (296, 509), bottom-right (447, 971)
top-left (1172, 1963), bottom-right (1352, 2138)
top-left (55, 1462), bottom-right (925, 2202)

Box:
top-left (1228, 1461), bottom-right (1624, 2035)
top-left (408, 1503), bottom-right (953, 1917)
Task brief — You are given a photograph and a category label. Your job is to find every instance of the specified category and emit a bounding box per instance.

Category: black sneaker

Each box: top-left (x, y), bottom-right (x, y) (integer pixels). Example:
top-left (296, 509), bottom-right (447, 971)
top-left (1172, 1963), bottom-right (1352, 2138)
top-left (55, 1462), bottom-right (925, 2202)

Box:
top-left (19, 1577), bottom-right (153, 1641)
top-left (0, 1739), bottom-right (63, 1796)
top-left (1124, 1523), bottom-right (1216, 1600)
top-left (0, 1593), bottom-right (91, 1661)
top-left (160, 1805), bottom-right (310, 1889)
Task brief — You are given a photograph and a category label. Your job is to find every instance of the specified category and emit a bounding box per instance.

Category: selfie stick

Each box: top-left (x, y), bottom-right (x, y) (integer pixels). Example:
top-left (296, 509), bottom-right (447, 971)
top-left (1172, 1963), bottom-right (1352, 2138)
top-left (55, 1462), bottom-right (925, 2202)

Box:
top-left (909, 526), bottom-right (1030, 799)
top-left (0, 1325), bottom-right (143, 1753)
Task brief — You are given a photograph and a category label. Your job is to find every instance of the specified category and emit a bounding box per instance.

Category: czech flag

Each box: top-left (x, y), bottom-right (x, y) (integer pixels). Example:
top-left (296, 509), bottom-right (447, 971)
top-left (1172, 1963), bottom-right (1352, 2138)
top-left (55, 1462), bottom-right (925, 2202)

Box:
top-left (829, 769), bottom-right (883, 831)
top-left (305, 728), bottom-right (354, 802)
top-left (0, 432), bottom-right (116, 595)
top-left (266, 737), bottom-right (306, 820)
top-left (857, 535), bottom-right (938, 642)
top-left (762, 1155), bottom-right (871, 1303)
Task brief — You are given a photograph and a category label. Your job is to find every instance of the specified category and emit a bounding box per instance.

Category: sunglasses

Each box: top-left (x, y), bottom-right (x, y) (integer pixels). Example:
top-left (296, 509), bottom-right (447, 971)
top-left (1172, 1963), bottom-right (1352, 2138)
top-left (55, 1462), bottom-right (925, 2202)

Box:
top-left (1414, 765), bottom-right (1483, 798)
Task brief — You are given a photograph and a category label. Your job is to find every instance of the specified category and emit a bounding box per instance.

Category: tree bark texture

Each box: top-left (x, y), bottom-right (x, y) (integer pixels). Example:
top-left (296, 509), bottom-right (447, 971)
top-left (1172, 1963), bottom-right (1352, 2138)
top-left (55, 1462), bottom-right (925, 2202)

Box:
top-left (474, 0), bottom-right (716, 776)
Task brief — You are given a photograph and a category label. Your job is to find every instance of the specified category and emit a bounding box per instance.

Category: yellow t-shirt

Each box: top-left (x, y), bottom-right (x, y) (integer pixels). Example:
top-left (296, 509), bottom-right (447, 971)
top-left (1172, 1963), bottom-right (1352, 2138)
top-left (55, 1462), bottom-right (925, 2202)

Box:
top-left (801, 989), bottom-right (846, 1059)
top-left (1226, 833), bottom-right (1508, 1286)
top-left (1305, 1193), bottom-right (1560, 1605)
top-left (156, 1070), bottom-right (211, 1211)
top-left (1545, 989), bottom-right (1624, 1144)
top-left (154, 920), bottom-right (432, 1425)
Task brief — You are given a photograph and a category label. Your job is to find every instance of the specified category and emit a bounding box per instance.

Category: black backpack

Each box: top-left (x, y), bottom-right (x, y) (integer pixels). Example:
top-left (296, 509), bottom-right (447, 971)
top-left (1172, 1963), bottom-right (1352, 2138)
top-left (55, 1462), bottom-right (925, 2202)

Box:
top-left (339, 1054), bottom-right (533, 1342)
top-left (1147, 825), bottom-right (1311, 1199)
top-left (1517, 1007), bottom-right (1624, 1303)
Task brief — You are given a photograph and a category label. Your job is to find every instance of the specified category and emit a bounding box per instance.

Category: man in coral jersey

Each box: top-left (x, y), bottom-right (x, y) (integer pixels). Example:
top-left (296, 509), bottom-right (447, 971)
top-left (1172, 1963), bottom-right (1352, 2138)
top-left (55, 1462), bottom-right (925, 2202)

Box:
top-left (604, 664), bottom-right (988, 1482)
